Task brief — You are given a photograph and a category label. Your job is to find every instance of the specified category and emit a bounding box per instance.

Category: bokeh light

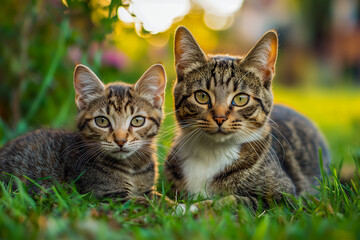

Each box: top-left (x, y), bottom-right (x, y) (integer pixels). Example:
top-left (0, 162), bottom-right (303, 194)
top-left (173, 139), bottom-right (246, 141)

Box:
top-left (194, 0), bottom-right (244, 16)
top-left (116, 0), bottom-right (244, 34)
top-left (119, 0), bottom-right (191, 34)
top-left (117, 7), bottom-right (134, 24)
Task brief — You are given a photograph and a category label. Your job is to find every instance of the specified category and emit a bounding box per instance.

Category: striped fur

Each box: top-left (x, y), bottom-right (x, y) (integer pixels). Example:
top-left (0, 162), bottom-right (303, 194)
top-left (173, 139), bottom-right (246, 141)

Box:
top-left (0, 64), bottom-right (167, 202)
top-left (165, 26), bottom-right (330, 209)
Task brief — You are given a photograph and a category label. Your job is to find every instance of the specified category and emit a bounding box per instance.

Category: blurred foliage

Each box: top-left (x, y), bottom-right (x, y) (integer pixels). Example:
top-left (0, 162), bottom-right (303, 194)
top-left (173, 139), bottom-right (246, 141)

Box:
top-left (0, 0), bottom-right (126, 141)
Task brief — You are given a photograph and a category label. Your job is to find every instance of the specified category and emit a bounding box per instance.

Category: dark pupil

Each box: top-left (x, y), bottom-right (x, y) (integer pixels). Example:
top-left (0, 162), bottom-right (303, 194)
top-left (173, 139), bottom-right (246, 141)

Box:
top-left (201, 93), bottom-right (206, 99)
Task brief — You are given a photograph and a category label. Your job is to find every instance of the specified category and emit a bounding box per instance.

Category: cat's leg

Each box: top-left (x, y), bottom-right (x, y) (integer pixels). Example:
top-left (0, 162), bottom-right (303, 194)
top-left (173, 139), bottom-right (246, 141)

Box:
top-left (187, 172), bottom-right (296, 213)
top-left (188, 195), bottom-right (259, 213)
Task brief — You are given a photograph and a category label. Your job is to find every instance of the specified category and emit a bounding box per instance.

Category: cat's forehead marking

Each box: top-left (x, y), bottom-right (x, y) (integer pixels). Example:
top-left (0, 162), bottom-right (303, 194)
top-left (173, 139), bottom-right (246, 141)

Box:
top-left (106, 84), bottom-right (133, 113)
top-left (207, 58), bottom-right (264, 96)
top-left (107, 84), bottom-right (132, 99)
top-left (104, 83), bottom-right (155, 119)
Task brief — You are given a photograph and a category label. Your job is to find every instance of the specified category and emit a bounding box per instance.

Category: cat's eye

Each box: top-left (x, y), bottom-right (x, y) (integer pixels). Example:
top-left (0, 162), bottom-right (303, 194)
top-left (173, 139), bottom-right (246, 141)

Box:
top-left (95, 116), bottom-right (111, 128)
top-left (194, 91), bottom-right (210, 104)
top-left (131, 116), bottom-right (145, 127)
top-left (232, 93), bottom-right (250, 107)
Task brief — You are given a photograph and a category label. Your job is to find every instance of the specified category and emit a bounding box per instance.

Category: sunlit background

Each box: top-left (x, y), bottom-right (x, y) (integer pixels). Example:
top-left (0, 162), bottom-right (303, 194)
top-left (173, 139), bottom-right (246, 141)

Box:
top-left (0, 0), bottom-right (359, 176)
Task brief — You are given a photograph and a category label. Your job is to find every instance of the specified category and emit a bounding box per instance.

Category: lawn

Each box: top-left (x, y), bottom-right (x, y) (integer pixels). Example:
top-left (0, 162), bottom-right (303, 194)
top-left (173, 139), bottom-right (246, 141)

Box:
top-left (0, 155), bottom-right (359, 239)
top-left (1, 86), bottom-right (360, 240)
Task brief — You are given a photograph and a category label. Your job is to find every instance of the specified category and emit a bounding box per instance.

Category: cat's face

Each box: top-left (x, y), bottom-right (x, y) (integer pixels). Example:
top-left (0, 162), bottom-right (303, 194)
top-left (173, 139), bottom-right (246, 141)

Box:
top-left (74, 64), bottom-right (166, 159)
top-left (173, 27), bottom-right (278, 143)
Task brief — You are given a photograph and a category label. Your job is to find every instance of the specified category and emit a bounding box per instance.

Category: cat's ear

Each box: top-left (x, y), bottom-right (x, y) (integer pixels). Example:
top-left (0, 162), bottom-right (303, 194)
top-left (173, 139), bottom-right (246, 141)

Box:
top-left (134, 64), bottom-right (167, 109)
top-left (174, 26), bottom-right (207, 82)
top-left (240, 30), bottom-right (278, 89)
top-left (73, 64), bottom-right (105, 110)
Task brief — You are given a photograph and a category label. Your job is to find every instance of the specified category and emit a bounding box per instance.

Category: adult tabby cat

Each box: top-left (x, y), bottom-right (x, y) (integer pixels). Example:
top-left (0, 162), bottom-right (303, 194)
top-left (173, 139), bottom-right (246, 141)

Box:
top-left (0, 63), bottom-right (166, 202)
top-left (165, 27), bottom-right (330, 210)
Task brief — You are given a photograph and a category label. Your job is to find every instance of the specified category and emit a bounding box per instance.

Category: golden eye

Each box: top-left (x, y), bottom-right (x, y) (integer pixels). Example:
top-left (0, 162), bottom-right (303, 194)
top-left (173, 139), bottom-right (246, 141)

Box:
top-left (194, 91), bottom-right (210, 104)
top-left (232, 93), bottom-right (250, 107)
top-left (131, 116), bottom-right (145, 127)
top-left (95, 116), bottom-right (110, 128)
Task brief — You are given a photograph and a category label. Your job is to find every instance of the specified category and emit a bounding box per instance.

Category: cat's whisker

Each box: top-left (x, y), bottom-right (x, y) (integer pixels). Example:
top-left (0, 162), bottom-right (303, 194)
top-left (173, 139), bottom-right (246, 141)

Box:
top-left (234, 131), bottom-right (263, 162)
top-left (244, 124), bottom-right (288, 163)
top-left (240, 127), bottom-right (284, 175)
top-left (264, 114), bottom-right (279, 127)
top-left (166, 128), bottom-right (203, 164)
top-left (60, 142), bottom-right (103, 159)
top-left (74, 145), bottom-right (104, 172)
top-left (163, 108), bottom-right (180, 116)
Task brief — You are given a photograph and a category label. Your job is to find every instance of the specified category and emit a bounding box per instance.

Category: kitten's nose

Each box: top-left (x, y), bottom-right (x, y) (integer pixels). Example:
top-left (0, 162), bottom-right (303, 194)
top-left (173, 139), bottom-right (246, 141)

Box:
top-left (213, 116), bottom-right (228, 126)
top-left (115, 139), bottom-right (127, 147)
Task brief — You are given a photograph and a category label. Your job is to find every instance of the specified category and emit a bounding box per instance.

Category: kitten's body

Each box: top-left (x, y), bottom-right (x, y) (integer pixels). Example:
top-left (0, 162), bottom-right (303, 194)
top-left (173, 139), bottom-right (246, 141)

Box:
top-left (0, 64), bottom-right (167, 201)
top-left (165, 27), bottom-right (330, 209)
top-left (0, 129), bottom-right (156, 198)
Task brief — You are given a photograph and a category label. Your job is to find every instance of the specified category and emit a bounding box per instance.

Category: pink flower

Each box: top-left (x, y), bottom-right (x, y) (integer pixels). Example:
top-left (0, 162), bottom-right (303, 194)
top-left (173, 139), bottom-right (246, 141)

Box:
top-left (101, 48), bottom-right (128, 70)
top-left (68, 46), bottom-right (82, 64)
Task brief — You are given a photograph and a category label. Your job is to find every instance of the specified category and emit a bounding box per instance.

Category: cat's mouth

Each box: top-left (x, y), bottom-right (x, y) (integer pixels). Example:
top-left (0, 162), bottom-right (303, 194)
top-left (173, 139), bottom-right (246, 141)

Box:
top-left (204, 128), bottom-right (235, 143)
top-left (208, 128), bottom-right (230, 135)
top-left (112, 149), bottom-right (130, 153)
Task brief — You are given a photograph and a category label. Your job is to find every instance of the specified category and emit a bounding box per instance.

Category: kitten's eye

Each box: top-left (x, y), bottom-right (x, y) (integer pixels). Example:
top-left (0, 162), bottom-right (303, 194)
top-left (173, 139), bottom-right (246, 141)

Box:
top-left (232, 93), bottom-right (250, 107)
top-left (95, 116), bottom-right (111, 128)
top-left (131, 116), bottom-right (145, 127)
top-left (194, 91), bottom-right (210, 104)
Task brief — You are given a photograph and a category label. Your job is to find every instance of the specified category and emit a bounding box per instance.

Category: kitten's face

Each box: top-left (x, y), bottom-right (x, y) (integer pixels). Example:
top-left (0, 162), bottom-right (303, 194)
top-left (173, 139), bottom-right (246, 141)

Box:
top-left (173, 27), bottom-right (278, 143)
top-left (74, 64), bottom-right (166, 159)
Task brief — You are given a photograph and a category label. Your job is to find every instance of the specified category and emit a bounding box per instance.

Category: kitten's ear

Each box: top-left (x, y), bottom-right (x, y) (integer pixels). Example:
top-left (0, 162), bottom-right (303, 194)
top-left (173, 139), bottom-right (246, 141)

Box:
top-left (241, 30), bottom-right (278, 89)
top-left (73, 64), bottom-right (105, 110)
top-left (174, 26), bottom-right (207, 82)
top-left (134, 64), bottom-right (167, 109)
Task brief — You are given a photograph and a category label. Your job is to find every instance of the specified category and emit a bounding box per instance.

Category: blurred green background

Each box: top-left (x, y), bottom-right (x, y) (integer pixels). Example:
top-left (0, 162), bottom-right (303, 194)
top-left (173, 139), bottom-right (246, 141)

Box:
top-left (0, 0), bottom-right (359, 175)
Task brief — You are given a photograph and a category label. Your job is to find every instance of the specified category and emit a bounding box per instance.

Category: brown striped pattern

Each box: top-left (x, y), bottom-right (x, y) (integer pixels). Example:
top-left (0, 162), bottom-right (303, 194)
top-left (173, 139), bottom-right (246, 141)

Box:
top-left (0, 64), bottom-right (166, 202)
top-left (165, 26), bottom-right (330, 209)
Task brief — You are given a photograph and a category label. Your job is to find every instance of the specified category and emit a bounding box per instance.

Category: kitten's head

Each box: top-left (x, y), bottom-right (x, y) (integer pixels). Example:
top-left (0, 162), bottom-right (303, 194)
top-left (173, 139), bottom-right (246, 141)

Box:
top-left (173, 26), bottom-right (277, 143)
top-left (73, 64), bottom-right (166, 159)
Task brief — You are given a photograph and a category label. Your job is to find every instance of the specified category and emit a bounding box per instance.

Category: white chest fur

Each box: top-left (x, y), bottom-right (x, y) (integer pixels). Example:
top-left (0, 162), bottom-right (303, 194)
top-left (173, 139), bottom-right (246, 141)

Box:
top-left (179, 138), bottom-right (241, 198)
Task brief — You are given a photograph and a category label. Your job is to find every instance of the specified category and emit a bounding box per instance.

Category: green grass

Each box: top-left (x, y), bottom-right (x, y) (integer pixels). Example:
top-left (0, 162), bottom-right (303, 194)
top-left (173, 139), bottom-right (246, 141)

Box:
top-left (1, 85), bottom-right (360, 239)
top-left (1, 155), bottom-right (360, 240)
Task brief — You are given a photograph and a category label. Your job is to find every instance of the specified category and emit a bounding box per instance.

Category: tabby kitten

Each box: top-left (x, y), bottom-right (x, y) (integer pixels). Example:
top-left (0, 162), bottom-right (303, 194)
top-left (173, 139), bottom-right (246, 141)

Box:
top-left (0, 63), bottom-right (166, 202)
top-left (165, 27), bottom-right (330, 210)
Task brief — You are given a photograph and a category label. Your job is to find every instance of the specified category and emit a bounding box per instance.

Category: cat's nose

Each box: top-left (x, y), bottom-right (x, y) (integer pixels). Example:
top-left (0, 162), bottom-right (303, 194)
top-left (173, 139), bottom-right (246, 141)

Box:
top-left (115, 139), bottom-right (127, 147)
top-left (213, 116), bottom-right (228, 126)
